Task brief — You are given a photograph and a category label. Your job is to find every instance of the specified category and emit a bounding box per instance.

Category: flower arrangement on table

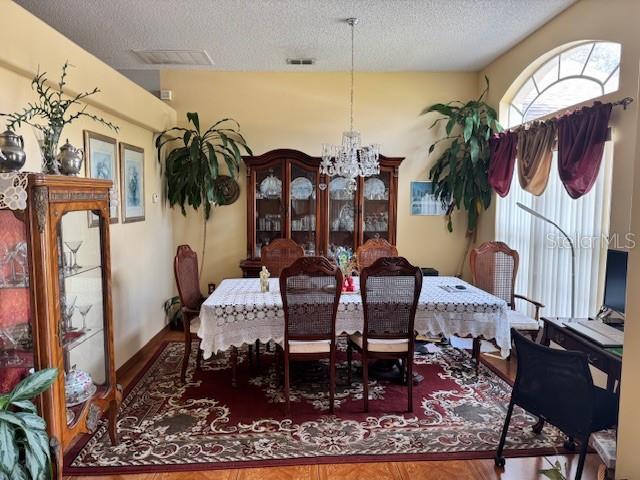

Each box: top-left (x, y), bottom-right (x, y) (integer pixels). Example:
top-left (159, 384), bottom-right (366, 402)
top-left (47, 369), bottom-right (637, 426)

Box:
top-left (335, 246), bottom-right (357, 292)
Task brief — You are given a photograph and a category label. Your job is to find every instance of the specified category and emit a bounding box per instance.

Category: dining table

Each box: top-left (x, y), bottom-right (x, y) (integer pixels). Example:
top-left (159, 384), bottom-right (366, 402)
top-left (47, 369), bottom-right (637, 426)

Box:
top-left (198, 275), bottom-right (510, 386)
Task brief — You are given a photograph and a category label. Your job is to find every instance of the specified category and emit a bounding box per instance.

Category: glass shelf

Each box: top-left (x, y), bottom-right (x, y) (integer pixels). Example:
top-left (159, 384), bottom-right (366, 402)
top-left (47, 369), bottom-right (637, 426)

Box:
top-left (63, 327), bottom-right (104, 352)
top-left (62, 265), bottom-right (101, 279)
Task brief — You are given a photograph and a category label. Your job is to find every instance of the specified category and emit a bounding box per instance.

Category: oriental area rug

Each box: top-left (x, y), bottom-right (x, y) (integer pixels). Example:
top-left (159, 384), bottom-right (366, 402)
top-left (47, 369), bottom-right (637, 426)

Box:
top-left (64, 341), bottom-right (567, 475)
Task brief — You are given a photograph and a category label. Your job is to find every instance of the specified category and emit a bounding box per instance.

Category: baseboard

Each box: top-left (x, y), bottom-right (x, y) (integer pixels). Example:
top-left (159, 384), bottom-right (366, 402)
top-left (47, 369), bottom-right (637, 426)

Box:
top-left (116, 325), bottom-right (171, 383)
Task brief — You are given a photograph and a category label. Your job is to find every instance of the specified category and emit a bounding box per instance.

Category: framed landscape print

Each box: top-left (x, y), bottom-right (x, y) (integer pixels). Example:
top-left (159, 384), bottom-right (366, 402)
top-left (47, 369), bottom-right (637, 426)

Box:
top-left (410, 181), bottom-right (447, 216)
top-left (119, 143), bottom-right (145, 223)
top-left (84, 131), bottom-right (119, 226)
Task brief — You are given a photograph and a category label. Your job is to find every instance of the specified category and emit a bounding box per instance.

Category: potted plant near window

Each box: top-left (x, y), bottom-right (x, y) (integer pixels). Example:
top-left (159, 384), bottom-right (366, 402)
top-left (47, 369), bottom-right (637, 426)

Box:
top-left (421, 77), bottom-right (502, 276)
top-left (156, 112), bottom-right (252, 276)
top-left (0, 368), bottom-right (58, 479)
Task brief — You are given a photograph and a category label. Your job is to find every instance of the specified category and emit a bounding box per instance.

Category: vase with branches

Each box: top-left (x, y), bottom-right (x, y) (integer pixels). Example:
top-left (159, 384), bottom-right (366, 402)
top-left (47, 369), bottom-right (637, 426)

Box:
top-left (1, 61), bottom-right (119, 174)
top-left (421, 76), bottom-right (503, 276)
top-left (156, 112), bottom-right (252, 276)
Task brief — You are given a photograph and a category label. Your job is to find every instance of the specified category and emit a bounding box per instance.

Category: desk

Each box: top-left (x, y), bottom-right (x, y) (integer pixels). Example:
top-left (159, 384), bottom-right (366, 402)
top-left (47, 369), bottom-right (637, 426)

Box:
top-left (540, 317), bottom-right (623, 392)
top-left (199, 276), bottom-right (509, 386)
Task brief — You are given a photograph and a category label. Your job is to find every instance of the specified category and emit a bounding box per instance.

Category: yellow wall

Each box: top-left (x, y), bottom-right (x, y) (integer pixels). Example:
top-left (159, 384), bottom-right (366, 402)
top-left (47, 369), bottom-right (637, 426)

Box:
top-left (0, 1), bottom-right (178, 368)
top-left (161, 70), bottom-right (478, 287)
top-left (478, 0), bottom-right (640, 477)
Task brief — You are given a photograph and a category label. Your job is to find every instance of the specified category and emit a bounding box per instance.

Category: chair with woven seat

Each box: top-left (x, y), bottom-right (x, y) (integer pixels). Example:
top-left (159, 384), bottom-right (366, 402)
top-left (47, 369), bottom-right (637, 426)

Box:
top-left (347, 256), bottom-right (422, 412)
top-left (279, 256), bottom-right (342, 415)
top-left (174, 244), bottom-right (207, 383)
top-left (261, 238), bottom-right (304, 276)
top-left (470, 241), bottom-right (543, 339)
top-left (356, 238), bottom-right (399, 272)
top-left (495, 329), bottom-right (619, 480)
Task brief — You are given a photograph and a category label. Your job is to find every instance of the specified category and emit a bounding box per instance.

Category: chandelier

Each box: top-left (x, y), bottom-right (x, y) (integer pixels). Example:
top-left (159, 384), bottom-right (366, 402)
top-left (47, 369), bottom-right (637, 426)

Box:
top-left (320, 18), bottom-right (380, 193)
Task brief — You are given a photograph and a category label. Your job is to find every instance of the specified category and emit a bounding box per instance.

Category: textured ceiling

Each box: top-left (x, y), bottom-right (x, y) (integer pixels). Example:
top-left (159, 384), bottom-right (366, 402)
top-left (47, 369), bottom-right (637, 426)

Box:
top-left (16, 0), bottom-right (576, 72)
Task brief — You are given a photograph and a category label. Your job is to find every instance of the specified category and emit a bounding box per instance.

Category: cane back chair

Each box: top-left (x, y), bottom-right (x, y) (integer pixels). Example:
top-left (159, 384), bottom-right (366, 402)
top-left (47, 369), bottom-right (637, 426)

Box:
top-left (261, 238), bottom-right (304, 276)
top-left (470, 241), bottom-right (543, 339)
top-left (174, 245), bottom-right (206, 383)
top-left (347, 256), bottom-right (423, 412)
top-left (356, 238), bottom-right (399, 272)
top-left (279, 256), bottom-right (343, 415)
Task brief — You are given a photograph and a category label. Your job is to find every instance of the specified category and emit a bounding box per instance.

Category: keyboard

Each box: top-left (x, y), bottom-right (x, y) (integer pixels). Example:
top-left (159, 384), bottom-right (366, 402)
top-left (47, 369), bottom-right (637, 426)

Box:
top-left (564, 320), bottom-right (624, 348)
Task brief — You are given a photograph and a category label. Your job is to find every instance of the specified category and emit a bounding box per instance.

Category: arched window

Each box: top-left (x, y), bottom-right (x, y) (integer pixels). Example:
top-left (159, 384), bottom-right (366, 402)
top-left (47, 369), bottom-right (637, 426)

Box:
top-left (497, 41), bottom-right (620, 318)
top-left (509, 41), bottom-right (621, 125)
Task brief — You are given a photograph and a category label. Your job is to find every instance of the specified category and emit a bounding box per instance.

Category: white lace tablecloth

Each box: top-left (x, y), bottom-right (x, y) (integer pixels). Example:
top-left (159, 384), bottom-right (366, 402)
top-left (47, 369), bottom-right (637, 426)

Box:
top-left (198, 276), bottom-right (510, 359)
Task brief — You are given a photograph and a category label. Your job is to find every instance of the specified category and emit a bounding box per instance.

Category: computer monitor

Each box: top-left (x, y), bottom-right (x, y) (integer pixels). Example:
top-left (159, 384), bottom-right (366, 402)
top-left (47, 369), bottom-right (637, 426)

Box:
top-left (603, 249), bottom-right (628, 314)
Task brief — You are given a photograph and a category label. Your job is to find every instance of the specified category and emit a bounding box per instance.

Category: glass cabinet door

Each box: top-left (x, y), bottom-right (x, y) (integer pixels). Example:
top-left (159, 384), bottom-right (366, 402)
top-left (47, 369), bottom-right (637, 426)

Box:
top-left (57, 210), bottom-right (108, 424)
top-left (362, 171), bottom-right (391, 243)
top-left (0, 210), bottom-right (33, 393)
top-left (327, 177), bottom-right (357, 259)
top-left (290, 163), bottom-right (318, 255)
top-left (254, 165), bottom-right (284, 258)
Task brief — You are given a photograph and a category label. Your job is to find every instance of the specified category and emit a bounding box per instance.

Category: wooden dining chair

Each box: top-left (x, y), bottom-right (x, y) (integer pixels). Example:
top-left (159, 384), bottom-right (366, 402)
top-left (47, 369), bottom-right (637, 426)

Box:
top-left (261, 238), bottom-right (304, 276)
top-left (356, 238), bottom-right (399, 272)
top-left (174, 244), bottom-right (207, 383)
top-left (347, 256), bottom-right (423, 412)
top-left (470, 241), bottom-right (544, 340)
top-left (279, 256), bottom-right (343, 415)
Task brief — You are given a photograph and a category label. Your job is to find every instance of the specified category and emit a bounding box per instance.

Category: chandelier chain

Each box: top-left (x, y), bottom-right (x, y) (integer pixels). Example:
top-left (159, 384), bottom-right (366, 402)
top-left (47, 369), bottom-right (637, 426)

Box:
top-left (350, 18), bottom-right (354, 133)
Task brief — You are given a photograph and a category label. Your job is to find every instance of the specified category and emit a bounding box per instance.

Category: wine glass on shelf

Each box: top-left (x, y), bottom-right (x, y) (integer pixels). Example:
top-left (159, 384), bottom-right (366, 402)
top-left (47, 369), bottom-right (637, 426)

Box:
top-left (64, 240), bottom-right (83, 270)
top-left (77, 304), bottom-right (93, 332)
top-left (0, 328), bottom-right (21, 366)
top-left (62, 295), bottom-right (77, 332)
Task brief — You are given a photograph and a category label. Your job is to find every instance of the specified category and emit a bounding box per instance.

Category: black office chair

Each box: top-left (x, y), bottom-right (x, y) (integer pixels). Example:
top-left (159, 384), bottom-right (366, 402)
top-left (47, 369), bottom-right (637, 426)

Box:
top-left (495, 329), bottom-right (618, 480)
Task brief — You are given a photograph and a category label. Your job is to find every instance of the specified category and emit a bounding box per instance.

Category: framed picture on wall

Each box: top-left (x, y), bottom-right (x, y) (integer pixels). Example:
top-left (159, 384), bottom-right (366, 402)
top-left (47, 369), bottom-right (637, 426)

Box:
top-left (410, 181), bottom-right (447, 216)
top-left (84, 131), bottom-right (119, 226)
top-left (119, 143), bottom-right (145, 223)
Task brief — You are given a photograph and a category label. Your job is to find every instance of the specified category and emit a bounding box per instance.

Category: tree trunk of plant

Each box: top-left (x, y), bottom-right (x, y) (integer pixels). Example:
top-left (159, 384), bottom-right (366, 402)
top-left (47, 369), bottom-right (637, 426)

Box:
top-left (200, 214), bottom-right (207, 281)
top-left (455, 222), bottom-right (479, 278)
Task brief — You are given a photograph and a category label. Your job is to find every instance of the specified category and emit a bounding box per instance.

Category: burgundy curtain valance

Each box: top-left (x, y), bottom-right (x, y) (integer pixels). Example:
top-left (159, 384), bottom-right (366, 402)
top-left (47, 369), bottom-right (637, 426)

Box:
top-left (489, 131), bottom-right (517, 197)
top-left (557, 102), bottom-right (613, 199)
top-left (489, 100), bottom-right (617, 200)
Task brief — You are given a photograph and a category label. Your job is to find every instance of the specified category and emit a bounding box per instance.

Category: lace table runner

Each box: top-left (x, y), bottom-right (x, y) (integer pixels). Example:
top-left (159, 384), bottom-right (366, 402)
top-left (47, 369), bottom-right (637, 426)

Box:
top-left (0, 172), bottom-right (28, 210)
top-left (199, 276), bottom-right (510, 358)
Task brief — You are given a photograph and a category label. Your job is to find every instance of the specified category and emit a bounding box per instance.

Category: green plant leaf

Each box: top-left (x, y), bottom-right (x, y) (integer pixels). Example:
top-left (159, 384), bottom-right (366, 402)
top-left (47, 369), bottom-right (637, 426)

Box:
top-left (186, 112), bottom-right (200, 133)
top-left (539, 468), bottom-right (566, 480)
top-left (14, 413), bottom-right (46, 431)
top-left (9, 464), bottom-right (28, 480)
top-left (0, 421), bottom-right (17, 476)
top-left (469, 137), bottom-right (480, 164)
top-left (8, 369), bottom-right (57, 404)
top-left (463, 116), bottom-right (474, 143)
top-left (445, 117), bottom-right (456, 136)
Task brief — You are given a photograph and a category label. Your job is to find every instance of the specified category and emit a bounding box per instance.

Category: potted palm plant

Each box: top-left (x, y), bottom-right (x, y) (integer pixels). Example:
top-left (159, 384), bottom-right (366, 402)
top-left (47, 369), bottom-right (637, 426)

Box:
top-left (0, 368), bottom-right (58, 479)
top-left (421, 77), bottom-right (502, 276)
top-left (156, 112), bottom-right (251, 275)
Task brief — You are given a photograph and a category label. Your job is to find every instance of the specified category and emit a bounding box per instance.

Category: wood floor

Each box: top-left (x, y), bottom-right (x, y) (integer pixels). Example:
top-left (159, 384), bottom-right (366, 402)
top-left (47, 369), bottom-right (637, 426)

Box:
top-left (64, 329), bottom-right (603, 480)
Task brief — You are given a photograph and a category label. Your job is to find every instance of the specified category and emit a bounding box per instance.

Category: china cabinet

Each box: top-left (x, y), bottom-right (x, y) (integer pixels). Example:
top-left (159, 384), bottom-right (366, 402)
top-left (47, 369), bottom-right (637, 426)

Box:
top-left (240, 149), bottom-right (403, 277)
top-left (0, 173), bottom-right (120, 477)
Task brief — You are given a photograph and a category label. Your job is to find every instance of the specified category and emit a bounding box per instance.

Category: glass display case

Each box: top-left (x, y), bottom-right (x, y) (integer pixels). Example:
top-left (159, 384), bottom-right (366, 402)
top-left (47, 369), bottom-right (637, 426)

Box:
top-left (254, 164), bottom-right (284, 258)
top-left (362, 170), bottom-right (392, 243)
top-left (0, 209), bottom-right (33, 394)
top-left (240, 150), bottom-right (402, 277)
top-left (0, 173), bottom-right (120, 477)
top-left (327, 176), bottom-right (357, 258)
top-left (289, 161), bottom-right (319, 256)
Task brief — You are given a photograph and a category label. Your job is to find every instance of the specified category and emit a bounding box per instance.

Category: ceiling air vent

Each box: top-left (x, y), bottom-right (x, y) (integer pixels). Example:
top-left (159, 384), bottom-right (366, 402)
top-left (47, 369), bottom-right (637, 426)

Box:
top-left (286, 58), bottom-right (315, 65)
top-left (133, 49), bottom-right (214, 66)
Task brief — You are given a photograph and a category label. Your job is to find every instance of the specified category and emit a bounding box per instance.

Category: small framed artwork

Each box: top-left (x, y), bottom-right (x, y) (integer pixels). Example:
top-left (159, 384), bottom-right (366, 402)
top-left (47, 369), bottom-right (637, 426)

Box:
top-left (410, 181), bottom-right (447, 216)
top-left (84, 131), bottom-right (119, 226)
top-left (119, 143), bottom-right (145, 223)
